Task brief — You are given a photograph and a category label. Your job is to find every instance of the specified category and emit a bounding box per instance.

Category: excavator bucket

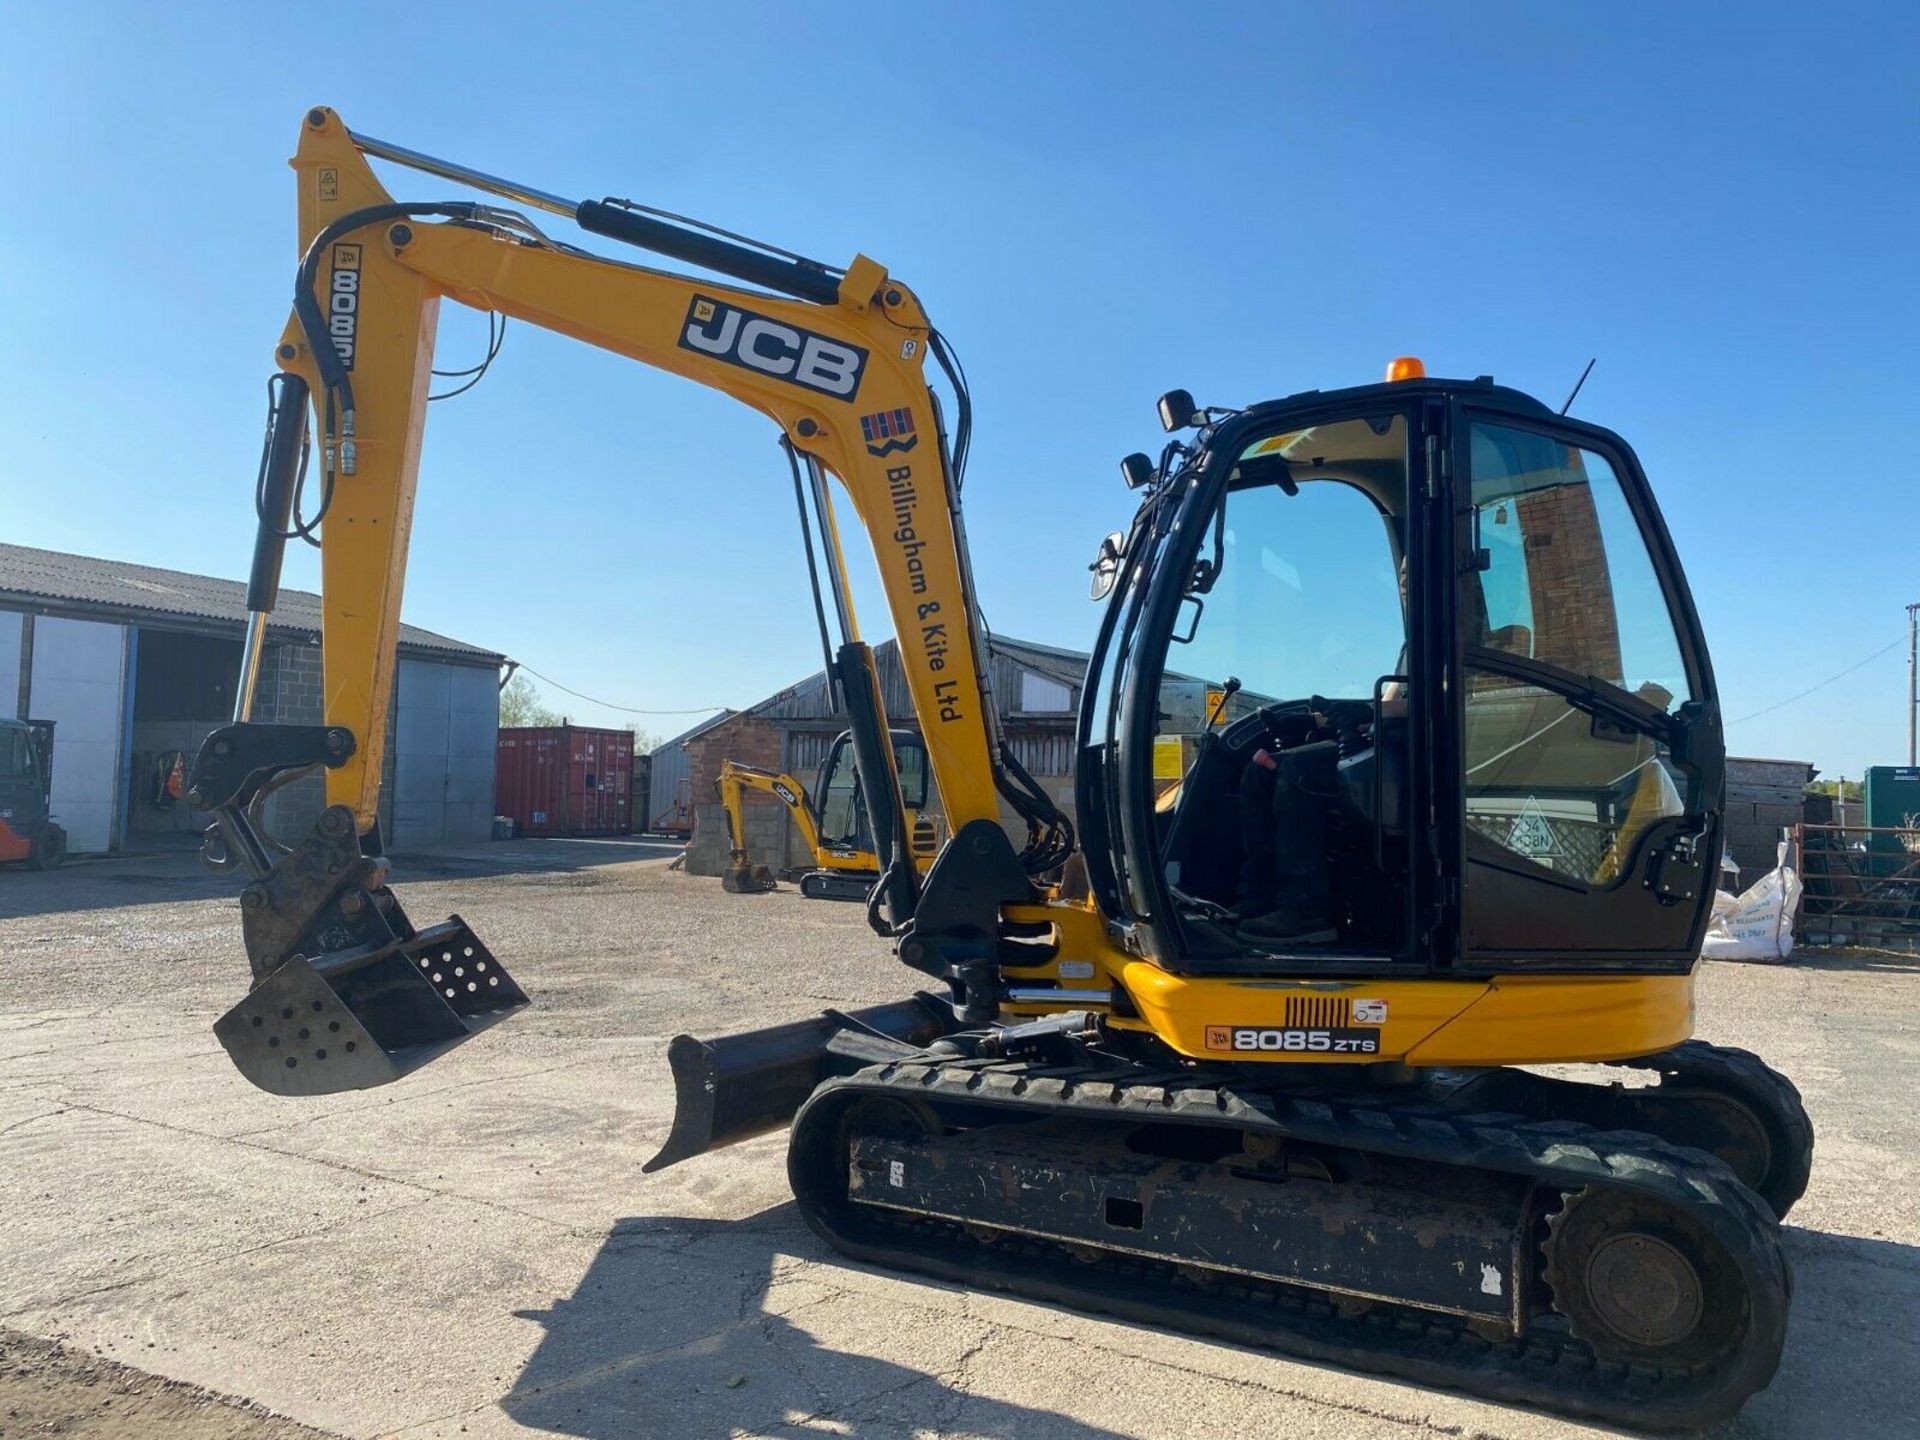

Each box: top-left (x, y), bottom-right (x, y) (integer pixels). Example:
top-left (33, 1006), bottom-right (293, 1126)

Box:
top-left (722, 860), bottom-right (778, 894)
top-left (214, 915), bottom-right (527, 1097)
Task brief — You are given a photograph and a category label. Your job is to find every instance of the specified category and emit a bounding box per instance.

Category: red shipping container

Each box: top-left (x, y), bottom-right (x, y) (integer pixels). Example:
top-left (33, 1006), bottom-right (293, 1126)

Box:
top-left (496, 726), bottom-right (634, 837)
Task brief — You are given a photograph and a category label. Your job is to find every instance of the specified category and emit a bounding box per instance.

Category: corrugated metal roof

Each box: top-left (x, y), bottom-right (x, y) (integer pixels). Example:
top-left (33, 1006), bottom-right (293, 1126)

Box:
top-left (748, 633), bottom-right (1090, 725)
top-left (0, 543), bottom-right (500, 663)
top-left (986, 635), bottom-right (1093, 690)
top-left (648, 709), bottom-right (736, 758)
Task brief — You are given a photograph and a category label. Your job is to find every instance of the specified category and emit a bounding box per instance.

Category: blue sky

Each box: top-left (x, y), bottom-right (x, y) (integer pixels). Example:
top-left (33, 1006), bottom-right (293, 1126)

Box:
top-left (1, 3), bottom-right (1914, 775)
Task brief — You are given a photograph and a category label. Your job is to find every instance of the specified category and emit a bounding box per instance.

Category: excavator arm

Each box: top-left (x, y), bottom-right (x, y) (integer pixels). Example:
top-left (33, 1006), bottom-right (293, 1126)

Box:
top-left (276, 107), bottom-right (999, 843)
top-left (716, 760), bottom-right (824, 894)
top-left (192, 108), bottom-right (1059, 1094)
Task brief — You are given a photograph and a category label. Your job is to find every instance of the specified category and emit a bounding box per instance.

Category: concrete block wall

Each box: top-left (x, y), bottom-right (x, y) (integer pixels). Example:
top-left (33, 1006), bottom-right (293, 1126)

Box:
top-left (257, 641), bottom-right (398, 846)
top-left (683, 714), bottom-right (787, 877)
top-left (1723, 757), bottom-right (1815, 885)
top-left (258, 641), bottom-right (326, 843)
top-left (1724, 800), bottom-right (1811, 884)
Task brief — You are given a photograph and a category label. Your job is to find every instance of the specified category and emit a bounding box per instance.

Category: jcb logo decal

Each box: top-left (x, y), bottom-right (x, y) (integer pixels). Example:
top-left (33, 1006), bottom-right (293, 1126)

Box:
top-left (679, 295), bottom-right (867, 399)
top-left (328, 244), bottom-right (362, 371)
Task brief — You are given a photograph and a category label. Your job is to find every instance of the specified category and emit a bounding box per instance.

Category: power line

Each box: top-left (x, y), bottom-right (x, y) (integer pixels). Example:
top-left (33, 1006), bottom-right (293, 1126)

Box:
top-left (512, 663), bottom-right (729, 716)
top-left (1726, 635), bottom-right (1906, 725)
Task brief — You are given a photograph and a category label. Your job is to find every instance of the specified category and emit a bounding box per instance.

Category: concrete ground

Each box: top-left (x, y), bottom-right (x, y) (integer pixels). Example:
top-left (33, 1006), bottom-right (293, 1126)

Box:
top-left (1, 843), bottom-right (1915, 1440)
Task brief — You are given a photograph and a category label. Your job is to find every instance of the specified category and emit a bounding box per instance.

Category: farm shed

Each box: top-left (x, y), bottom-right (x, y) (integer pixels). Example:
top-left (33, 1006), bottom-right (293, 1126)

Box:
top-left (0, 543), bottom-right (502, 853)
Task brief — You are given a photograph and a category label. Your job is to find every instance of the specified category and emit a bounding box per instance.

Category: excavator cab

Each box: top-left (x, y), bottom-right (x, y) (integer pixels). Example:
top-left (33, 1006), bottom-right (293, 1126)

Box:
top-left (814, 729), bottom-right (932, 856)
top-left (1082, 378), bottom-right (1723, 977)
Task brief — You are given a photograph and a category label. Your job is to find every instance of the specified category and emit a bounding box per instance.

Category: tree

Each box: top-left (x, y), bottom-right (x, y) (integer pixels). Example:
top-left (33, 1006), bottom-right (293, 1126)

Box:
top-left (1807, 778), bottom-right (1864, 802)
top-left (624, 721), bottom-right (664, 753)
top-left (500, 672), bottom-right (562, 728)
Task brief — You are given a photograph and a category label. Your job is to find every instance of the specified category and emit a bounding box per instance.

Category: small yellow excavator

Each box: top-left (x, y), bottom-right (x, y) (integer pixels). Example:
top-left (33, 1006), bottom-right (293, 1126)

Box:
top-left (718, 728), bottom-right (941, 898)
top-left (188, 110), bottom-right (1812, 1428)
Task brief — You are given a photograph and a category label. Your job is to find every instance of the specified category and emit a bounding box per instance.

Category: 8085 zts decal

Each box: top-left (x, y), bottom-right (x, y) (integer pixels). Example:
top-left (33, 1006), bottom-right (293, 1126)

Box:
top-left (1206, 1026), bottom-right (1380, 1055)
top-left (679, 295), bottom-right (867, 399)
top-left (328, 244), bottom-right (362, 370)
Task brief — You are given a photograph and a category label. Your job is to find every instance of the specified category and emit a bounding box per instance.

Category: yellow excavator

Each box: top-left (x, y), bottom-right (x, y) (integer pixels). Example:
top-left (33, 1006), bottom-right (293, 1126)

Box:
top-left (717, 729), bottom-right (941, 898)
top-left (189, 109), bottom-right (1811, 1428)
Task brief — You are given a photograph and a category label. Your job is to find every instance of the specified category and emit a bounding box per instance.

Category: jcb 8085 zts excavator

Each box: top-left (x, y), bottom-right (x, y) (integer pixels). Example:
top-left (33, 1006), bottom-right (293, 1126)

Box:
top-left (717, 728), bottom-right (940, 898)
top-left (189, 110), bottom-right (1811, 1429)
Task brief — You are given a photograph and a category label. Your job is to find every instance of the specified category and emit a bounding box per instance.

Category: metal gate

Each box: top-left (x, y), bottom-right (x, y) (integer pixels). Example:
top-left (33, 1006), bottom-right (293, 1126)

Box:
top-left (1796, 822), bottom-right (1920, 948)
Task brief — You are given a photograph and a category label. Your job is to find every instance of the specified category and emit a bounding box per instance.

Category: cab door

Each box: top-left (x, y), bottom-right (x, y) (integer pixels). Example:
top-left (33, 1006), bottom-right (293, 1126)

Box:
top-left (1450, 411), bottom-right (1722, 970)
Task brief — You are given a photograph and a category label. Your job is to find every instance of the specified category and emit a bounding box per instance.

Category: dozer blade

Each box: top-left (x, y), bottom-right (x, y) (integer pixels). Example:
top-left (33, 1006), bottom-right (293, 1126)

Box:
top-left (644, 994), bottom-right (954, 1172)
top-left (214, 915), bottom-right (527, 1097)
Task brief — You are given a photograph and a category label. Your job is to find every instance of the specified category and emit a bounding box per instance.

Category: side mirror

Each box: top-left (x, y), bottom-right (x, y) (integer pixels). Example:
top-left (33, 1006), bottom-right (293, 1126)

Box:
top-left (1157, 389), bottom-right (1200, 433)
top-left (1119, 452), bottom-right (1154, 489)
top-left (1089, 531), bottom-right (1125, 600)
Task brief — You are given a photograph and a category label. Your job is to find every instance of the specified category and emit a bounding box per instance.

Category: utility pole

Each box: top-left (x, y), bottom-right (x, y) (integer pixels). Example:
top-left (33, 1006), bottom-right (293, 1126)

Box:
top-left (1909, 602), bottom-right (1919, 767)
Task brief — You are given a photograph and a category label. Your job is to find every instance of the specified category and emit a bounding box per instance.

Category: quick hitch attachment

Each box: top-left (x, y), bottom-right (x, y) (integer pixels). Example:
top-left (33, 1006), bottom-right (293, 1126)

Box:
top-left (189, 725), bottom-right (530, 1096)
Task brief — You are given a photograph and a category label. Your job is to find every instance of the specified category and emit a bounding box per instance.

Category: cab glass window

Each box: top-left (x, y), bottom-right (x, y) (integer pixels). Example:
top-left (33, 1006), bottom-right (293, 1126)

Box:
top-left (1463, 423), bottom-right (1691, 881)
top-left (1159, 415), bottom-right (1409, 763)
top-left (895, 742), bottom-right (930, 812)
top-left (817, 749), bottom-right (863, 848)
top-left (1466, 424), bottom-right (1690, 710)
top-left (0, 727), bottom-right (29, 779)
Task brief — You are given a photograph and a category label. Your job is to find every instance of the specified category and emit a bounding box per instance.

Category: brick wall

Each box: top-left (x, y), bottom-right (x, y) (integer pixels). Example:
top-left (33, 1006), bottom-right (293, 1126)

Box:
top-left (683, 713), bottom-right (787, 876)
top-left (1514, 485), bottom-right (1622, 682)
top-left (1723, 757), bottom-right (1813, 885)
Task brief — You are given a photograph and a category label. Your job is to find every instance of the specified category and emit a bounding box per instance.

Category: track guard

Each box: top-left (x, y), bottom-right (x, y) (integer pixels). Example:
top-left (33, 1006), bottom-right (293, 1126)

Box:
top-left (798, 870), bottom-right (874, 902)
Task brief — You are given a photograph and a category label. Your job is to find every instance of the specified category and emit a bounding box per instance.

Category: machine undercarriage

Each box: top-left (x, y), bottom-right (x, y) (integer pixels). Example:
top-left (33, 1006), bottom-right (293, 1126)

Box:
top-left (776, 1024), bottom-right (1807, 1431)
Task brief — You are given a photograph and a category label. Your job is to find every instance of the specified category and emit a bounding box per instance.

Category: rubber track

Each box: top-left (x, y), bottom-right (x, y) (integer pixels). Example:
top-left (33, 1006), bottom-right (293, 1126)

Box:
top-left (1609, 1039), bottom-right (1815, 1220)
top-left (790, 1058), bottom-right (1790, 1431)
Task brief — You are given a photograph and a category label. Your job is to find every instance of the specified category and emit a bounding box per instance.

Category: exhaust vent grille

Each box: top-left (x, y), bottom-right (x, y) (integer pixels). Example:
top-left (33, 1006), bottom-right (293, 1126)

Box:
top-left (1283, 995), bottom-right (1347, 1029)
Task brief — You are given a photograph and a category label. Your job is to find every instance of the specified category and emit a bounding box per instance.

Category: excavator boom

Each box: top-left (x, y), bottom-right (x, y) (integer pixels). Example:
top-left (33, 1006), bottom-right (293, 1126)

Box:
top-left (193, 109), bottom-right (1068, 1093)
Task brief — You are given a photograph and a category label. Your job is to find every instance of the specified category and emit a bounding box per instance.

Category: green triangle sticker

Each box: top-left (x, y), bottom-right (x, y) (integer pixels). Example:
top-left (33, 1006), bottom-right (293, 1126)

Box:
top-left (1506, 796), bottom-right (1563, 859)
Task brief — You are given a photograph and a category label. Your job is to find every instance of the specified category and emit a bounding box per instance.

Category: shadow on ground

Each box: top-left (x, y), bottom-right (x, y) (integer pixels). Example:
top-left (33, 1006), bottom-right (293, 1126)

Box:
top-left (0, 837), bottom-right (682, 921)
top-left (394, 836), bottom-right (685, 881)
top-left (500, 1208), bottom-right (1920, 1440)
top-left (502, 1210), bottom-right (1131, 1440)
top-left (1733, 1226), bottom-right (1920, 1439)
